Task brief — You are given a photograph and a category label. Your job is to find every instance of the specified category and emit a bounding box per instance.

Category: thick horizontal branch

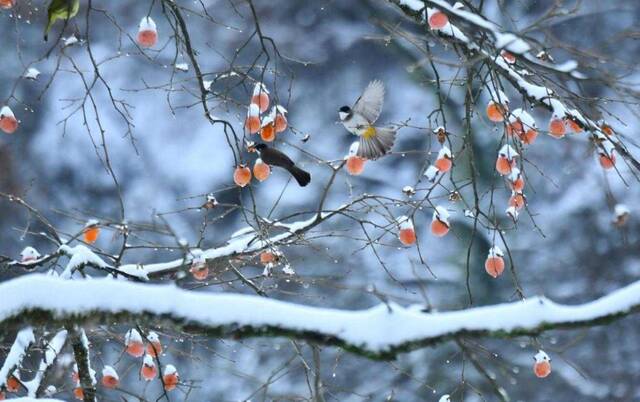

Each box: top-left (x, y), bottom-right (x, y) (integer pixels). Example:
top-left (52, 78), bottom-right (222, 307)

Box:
top-left (1, 275), bottom-right (639, 360)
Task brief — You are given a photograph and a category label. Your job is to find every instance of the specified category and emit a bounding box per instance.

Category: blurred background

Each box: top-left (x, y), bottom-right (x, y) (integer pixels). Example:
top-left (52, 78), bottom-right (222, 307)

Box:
top-left (1, 0), bottom-right (640, 401)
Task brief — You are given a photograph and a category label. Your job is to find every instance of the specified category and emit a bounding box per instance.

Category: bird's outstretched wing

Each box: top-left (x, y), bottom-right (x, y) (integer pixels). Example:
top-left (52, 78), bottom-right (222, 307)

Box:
top-left (352, 80), bottom-right (385, 124)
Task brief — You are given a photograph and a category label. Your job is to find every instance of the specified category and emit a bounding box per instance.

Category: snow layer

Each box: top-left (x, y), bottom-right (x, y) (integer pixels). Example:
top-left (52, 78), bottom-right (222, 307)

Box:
top-left (2, 275), bottom-right (639, 356)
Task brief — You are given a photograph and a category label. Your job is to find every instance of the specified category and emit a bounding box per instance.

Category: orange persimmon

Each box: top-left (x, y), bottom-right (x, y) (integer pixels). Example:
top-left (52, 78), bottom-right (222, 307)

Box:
top-left (509, 192), bottom-right (525, 210)
top-left (428, 10), bottom-right (448, 29)
top-left (496, 156), bottom-right (514, 176)
top-left (346, 155), bottom-right (366, 176)
top-left (534, 360), bottom-right (551, 378)
top-left (83, 225), bottom-right (100, 244)
top-left (6, 376), bottom-right (19, 392)
top-left (435, 156), bottom-right (452, 173)
top-left (486, 101), bottom-right (507, 122)
top-left (163, 365), bottom-right (179, 391)
top-left (73, 387), bottom-right (84, 400)
top-left (260, 123), bottom-right (276, 142)
top-left (141, 357), bottom-right (157, 381)
top-left (233, 165), bottom-right (252, 187)
top-left (485, 256), bottom-right (505, 278)
top-left (398, 228), bottom-right (416, 246)
top-left (0, 0), bottom-right (15, 9)
top-left (599, 153), bottom-right (616, 170)
top-left (251, 92), bottom-right (269, 113)
top-left (501, 50), bottom-right (516, 64)
top-left (245, 116), bottom-right (261, 134)
top-left (253, 159), bottom-right (271, 181)
top-left (548, 117), bottom-right (566, 138)
top-left (274, 113), bottom-right (288, 133)
top-left (430, 219), bottom-right (449, 237)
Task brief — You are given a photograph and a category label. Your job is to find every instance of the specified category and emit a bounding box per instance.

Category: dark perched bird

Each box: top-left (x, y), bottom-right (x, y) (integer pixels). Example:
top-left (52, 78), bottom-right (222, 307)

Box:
top-left (252, 144), bottom-right (311, 187)
top-left (338, 80), bottom-right (397, 160)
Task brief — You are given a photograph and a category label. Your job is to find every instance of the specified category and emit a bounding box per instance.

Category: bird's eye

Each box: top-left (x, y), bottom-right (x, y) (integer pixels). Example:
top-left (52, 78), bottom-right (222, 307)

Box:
top-left (339, 106), bottom-right (350, 113)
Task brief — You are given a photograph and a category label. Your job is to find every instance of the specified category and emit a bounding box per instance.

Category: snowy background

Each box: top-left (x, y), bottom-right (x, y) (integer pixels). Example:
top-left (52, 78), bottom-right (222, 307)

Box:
top-left (1, 0), bottom-right (640, 401)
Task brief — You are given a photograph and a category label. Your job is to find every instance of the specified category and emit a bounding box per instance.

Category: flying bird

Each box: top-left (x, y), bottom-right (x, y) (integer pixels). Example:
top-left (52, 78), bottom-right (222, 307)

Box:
top-left (338, 80), bottom-right (397, 160)
top-left (252, 144), bottom-right (311, 187)
top-left (44, 0), bottom-right (80, 41)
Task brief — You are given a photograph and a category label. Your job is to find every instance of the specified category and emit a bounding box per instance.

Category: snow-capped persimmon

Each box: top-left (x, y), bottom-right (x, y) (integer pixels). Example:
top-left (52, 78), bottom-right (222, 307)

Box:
top-left (245, 115), bottom-right (261, 134)
top-left (534, 350), bottom-right (552, 378)
top-left (191, 266), bottom-right (209, 281)
top-left (125, 329), bottom-right (145, 358)
top-left (509, 192), bottom-right (526, 210)
top-left (6, 375), bottom-right (20, 392)
top-left (346, 155), bottom-right (366, 176)
top-left (496, 156), bottom-right (514, 176)
top-left (141, 355), bottom-right (157, 381)
top-left (486, 101), bottom-right (508, 122)
top-left (233, 165), bottom-right (252, 187)
top-left (428, 9), bottom-right (448, 29)
top-left (520, 128), bottom-right (538, 145)
top-left (83, 224), bottom-right (100, 244)
top-left (548, 117), bottom-right (566, 138)
top-left (146, 332), bottom-right (162, 357)
top-left (505, 119), bottom-right (523, 138)
top-left (137, 17), bottom-right (158, 48)
top-left (599, 152), bottom-right (616, 170)
top-left (163, 365), bottom-right (179, 391)
top-left (73, 387), bottom-right (84, 400)
top-left (253, 158), bottom-right (271, 182)
top-left (274, 113), bottom-right (288, 133)
top-left (434, 146), bottom-right (453, 173)
top-left (501, 50), bottom-right (516, 64)
top-left (190, 262), bottom-right (209, 281)
top-left (496, 144), bottom-right (518, 176)
top-left (508, 169), bottom-right (525, 192)
top-left (434, 156), bottom-right (452, 173)
top-left (397, 216), bottom-right (416, 246)
top-left (507, 108), bottom-right (536, 144)
top-left (398, 227), bottom-right (416, 246)
top-left (431, 206), bottom-right (450, 237)
top-left (0, 0), bottom-right (14, 9)
top-left (260, 123), bottom-right (276, 142)
top-left (601, 122), bottom-right (615, 136)
top-left (101, 366), bottom-right (120, 389)
top-left (565, 118), bottom-right (582, 133)
top-left (260, 250), bottom-right (279, 265)
top-left (484, 246), bottom-right (505, 278)
top-left (251, 83), bottom-right (270, 113)
top-left (0, 106), bottom-right (18, 134)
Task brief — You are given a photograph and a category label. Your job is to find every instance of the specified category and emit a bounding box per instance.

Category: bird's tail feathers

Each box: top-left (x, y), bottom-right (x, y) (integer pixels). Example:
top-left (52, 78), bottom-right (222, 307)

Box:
top-left (357, 127), bottom-right (396, 160)
top-left (288, 166), bottom-right (311, 187)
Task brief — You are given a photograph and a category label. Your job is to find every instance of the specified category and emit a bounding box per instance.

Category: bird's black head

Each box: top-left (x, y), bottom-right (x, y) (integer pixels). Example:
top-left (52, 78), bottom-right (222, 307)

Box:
top-left (254, 143), bottom-right (267, 151)
top-left (338, 106), bottom-right (351, 121)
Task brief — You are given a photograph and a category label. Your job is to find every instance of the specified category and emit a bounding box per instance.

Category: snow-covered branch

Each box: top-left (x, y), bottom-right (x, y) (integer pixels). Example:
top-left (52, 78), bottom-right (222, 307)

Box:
top-left (391, 0), bottom-right (640, 171)
top-left (1, 275), bottom-right (639, 360)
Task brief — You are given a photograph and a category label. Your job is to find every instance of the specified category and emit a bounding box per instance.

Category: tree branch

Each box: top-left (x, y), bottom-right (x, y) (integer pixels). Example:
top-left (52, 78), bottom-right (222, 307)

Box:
top-left (1, 275), bottom-right (639, 360)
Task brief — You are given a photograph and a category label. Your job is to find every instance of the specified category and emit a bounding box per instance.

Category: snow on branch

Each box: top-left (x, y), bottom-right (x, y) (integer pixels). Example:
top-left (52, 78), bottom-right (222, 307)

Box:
top-left (24, 330), bottom-right (67, 398)
top-left (0, 327), bottom-right (34, 389)
top-left (391, 0), bottom-right (640, 171)
top-left (1, 275), bottom-right (640, 360)
top-left (119, 204), bottom-right (354, 280)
